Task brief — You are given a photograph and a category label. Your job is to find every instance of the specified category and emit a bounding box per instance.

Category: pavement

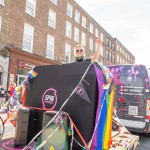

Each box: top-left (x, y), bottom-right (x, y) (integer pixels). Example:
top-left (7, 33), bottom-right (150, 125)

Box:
top-left (0, 113), bottom-right (15, 139)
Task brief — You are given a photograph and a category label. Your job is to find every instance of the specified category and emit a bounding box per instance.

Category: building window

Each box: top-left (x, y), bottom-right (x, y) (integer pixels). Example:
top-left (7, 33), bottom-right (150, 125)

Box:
top-left (67, 3), bottom-right (72, 18)
top-left (22, 23), bottom-right (34, 52)
top-left (74, 27), bottom-right (79, 43)
top-left (101, 33), bottom-right (104, 42)
top-left (128, 55), bottom-right (130, 60)
top-left (0, 16), bottom-right (2, 31)
top-left (100, 46), bottom-right (103, 57)
top-left (25, 0), bottom-right (36, 17)
top-left (0, 0), bottom-right (4, 5)
top-left (66, 21), bottom-right (72, 38)
top-left (48, 9), bottom-right (56, 29)
top-left (106, 38), bottom-right (108, 46)
top-left (81, 32), bottom-right (86, 46)
top-left (120, 57), bottom-right (122, 64)
top-left (89, 23), bottom-right (93, 34)
top-left (112, 43), bottom-right (115, 50)
top-left (123, 50), bottom-right (124, 55)
top-left (95, 28), bottom-right (99, 38)
top-left (109, 52), bottom-right (112, 61)
top-left (120, 48), bottom-right (122, 54)
top-left (82, 16), bottom-right (86, 28)
top-left (117, 55), bottom-right (119, 63)
top-left (112, 54), bottom-right (115, 62)
top-left (123, 59), bottom-right (125, 64)
top-left (65, 43), bottom-right (71, 63)
top-left (117, 45), bottom-right (119, 51)
top-left (109, 41), bottom-right (112, 48)
top-left (89, 38), bottom-right (93, 50)
top-left (46, 34), bottom-right (55, 59)
top-left (106, 50), bottom-right (109, 60)
top-left (75, 10), bottom-right (80, 23)
top-left (50, 0), bottom-right (57, 5)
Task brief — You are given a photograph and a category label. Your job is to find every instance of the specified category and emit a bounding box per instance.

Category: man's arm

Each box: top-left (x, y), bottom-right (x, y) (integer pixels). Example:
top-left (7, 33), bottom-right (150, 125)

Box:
top-left (91, 37), bottom-right (102, 62)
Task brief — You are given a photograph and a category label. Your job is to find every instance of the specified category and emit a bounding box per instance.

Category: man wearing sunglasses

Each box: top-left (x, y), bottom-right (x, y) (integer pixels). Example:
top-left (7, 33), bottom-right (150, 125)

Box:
top-left (75, 38), bottom-right (102, 62)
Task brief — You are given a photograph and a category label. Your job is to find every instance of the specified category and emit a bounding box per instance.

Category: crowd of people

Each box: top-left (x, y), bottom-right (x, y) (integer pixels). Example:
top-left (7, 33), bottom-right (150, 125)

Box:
top-left (0, 82), bottom-right (16, 109)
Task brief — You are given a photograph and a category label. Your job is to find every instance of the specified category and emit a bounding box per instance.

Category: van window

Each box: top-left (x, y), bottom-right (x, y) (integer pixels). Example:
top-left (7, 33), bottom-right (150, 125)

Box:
top-left (120, 75), bottom-right (143, 87)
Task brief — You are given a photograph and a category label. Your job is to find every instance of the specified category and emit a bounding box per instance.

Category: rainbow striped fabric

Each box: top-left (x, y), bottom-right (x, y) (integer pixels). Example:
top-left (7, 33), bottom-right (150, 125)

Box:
top-left (28, 70), bottom-right (38, 79)
top-left (88, 64), bottom-right (114, 150)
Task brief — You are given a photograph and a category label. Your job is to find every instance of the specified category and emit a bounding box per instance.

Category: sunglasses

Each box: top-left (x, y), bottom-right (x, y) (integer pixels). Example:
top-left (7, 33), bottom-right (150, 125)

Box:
top-left (76, 49), bottom-right (83, 52)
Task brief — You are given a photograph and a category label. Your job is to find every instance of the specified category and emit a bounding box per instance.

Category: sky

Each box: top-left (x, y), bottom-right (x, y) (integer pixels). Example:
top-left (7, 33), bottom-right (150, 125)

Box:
top-left (75, 0), bottom-right (150, 65)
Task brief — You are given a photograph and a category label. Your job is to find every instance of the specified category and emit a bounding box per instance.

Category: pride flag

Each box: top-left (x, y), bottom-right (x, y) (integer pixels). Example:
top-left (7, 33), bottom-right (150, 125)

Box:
top-left (28, 70), bottom-right (38, 79)
top-left (89, 64), bottom-right (114, 150)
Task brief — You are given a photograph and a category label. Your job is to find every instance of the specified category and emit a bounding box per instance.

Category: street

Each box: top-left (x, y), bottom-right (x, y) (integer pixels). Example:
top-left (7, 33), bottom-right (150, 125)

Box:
top-left (133, 132), bottom-right (150, 150)
top-left (1, 117), bottom-right (150, 150)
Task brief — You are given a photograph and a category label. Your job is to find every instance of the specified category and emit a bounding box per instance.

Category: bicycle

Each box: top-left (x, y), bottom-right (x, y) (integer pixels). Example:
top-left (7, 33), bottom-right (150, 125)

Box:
top-left (0, 115), bottom-right (5, 140)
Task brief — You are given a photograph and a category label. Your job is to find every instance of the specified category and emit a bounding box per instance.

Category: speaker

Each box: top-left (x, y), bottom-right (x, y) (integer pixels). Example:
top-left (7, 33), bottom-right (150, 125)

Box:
top-left (37, 111), bottom-right (69, 150)
top-left (14, 107), bottom-right (35, 146)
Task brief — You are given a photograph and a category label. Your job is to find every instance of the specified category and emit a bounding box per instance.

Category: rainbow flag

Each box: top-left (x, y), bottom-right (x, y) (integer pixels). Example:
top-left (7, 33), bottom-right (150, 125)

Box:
top-left (28, 70), bottom-right (38, 79)
top-left (89, 64), bottom-right (114, 150)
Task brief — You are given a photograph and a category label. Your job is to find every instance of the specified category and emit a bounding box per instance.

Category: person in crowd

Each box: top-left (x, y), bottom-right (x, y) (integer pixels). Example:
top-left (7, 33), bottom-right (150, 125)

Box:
top-left (7, 82), bottom-right (16, 98)
top-left (0, 84), bottom-right (7, 108)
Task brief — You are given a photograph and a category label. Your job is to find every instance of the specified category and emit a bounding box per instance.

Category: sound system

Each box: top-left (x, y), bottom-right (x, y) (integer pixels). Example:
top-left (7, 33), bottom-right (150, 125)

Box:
top-left (36, 111), bottom-right (69, 150)
top-left (25, 62), bottom-right (100, 149)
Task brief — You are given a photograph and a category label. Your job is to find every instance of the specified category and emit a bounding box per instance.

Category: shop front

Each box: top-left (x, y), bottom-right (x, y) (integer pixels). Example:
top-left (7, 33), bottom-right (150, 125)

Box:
top-left (8, 48), bottom-right (59, 86)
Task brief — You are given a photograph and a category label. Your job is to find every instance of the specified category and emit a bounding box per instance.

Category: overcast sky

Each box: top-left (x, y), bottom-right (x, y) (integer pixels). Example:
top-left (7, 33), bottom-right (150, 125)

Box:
top-left (75, 0), bottom-right (150, 65)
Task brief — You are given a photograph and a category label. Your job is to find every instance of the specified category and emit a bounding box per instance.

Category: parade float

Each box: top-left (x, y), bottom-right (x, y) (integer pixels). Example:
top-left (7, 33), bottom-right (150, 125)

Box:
top-left (0, 62), bottom-right (139, 150)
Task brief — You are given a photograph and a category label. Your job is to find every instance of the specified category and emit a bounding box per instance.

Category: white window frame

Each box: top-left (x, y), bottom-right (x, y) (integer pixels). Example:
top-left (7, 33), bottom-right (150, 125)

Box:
top-left (67, 3), bottom-right (73, 18)
top-left (95, 28), bottom-right (99, 38)
top-left (89, 23), bottom-right (93, 34)
top-left (81, 31), bottom-right (86, 47)
top-left (48, 9), bottom-right (56, 29)
top-left (50, 0), bottom-right (57, 5)
top-left (25, 0), bottom-right (36, 17)
top-left (0, 0), bottom-right (4, 5)
top-left (89, 38), bottom-right (93, 50)
top-left (22, 23), bottom-right (34, 52)
top-left (116, 45), bottom-right (119, 51)
top-left (101, 33), bottom-right (104, 42)
top-left (0, 16), bottom-right (2, 32)
top-left (65, 43), bottom-right (71, 63)
top-left (66, 21), bottom-right (72, 38)
top-left (75, 10), bottom-right (80, 24)
top-left (46, 34), bottom-right (55, 59)
top-left (74, 27), bottom-right (79, 43)
top-left (82, 16), bottom-right (86, 28)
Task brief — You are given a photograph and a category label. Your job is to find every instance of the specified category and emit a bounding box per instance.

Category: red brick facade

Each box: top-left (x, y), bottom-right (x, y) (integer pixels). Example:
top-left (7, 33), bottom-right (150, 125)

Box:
top-left (0, 0), bottom-right (135, 86)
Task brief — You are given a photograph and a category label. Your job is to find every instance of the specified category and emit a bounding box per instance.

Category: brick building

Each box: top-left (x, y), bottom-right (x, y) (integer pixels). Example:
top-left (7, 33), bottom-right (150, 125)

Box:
top-left (0, 0), bottom-right (135, 87)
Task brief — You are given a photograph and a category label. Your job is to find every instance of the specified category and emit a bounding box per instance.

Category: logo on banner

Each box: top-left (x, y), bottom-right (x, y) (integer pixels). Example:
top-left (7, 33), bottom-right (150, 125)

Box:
top-left (42, 88), bottom-right (57, 110)
top-left (75, 82), bottom-right (91, 103)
